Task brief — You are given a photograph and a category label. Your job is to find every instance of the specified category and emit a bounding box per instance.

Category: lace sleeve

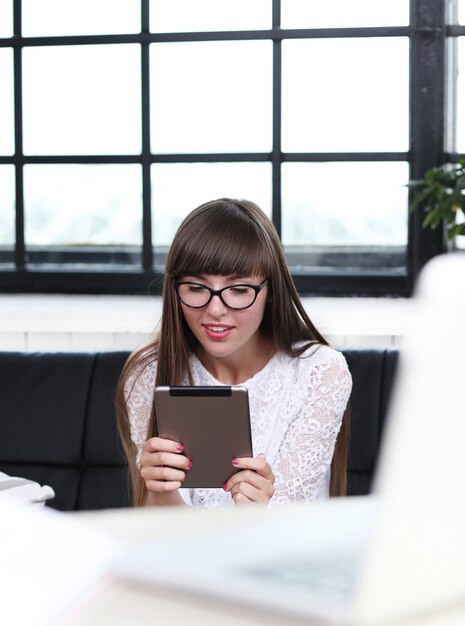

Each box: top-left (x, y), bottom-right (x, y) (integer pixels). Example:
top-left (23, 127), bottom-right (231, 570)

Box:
top-left (271, 351), bottom-right (352, 504)
top-left (125, 360), bottom-right (194, 508)
top-left (125, 359), bottom-right (157, 467)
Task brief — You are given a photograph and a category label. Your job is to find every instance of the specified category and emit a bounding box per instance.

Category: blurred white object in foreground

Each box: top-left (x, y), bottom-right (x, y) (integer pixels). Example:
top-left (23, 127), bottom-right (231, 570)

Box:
top-left (0, 471), bottom-right (55, 505)
top-left (0, 495), bottom-right (121, 626)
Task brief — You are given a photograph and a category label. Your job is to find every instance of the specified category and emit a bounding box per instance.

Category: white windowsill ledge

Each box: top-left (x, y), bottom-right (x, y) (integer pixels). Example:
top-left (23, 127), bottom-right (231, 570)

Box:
top-left (0, 294), bottom-right (414, 339)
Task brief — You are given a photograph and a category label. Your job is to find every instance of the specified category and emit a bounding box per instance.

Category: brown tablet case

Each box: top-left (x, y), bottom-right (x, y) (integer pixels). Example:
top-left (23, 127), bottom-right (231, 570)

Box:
top-left (154, 386), bottom-right (252, 488)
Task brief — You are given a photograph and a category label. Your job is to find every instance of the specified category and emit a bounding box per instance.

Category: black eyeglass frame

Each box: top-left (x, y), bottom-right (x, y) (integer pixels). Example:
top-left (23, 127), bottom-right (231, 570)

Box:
top-left (174, 278), bottom-right (269, 310)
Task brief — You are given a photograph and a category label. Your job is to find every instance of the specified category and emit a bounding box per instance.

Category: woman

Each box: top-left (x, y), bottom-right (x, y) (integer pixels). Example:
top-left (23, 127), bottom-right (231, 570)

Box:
top-left (116, 198), bottom-right (352, 508)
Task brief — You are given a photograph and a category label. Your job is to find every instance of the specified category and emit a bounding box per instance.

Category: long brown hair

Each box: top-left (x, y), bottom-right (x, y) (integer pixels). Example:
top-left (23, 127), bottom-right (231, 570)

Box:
top-left (116, 199), bottom-right (349, 505)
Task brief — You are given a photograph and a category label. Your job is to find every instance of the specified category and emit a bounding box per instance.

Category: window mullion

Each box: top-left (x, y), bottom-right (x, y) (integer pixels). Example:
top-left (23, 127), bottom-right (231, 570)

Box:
top-left (409, 0), bottom-right (447, 282)
top-left (272, 0), bottom-right (282, 238)
top-left (141, 0), bottom-right (153, 271)
top-left (13, 0), bottom-right (25, 271)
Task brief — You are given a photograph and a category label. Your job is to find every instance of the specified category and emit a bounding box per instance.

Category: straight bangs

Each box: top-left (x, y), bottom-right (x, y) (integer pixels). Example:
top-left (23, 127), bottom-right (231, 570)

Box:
top-left (166, 206), bottom-right (273, 279)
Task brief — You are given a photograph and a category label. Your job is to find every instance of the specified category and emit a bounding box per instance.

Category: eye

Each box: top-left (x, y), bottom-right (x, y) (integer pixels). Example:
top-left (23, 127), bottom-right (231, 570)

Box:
top-left (229, 286), bottom-right (252, 295)
top-left (186, 283), bottom-right (208, 293)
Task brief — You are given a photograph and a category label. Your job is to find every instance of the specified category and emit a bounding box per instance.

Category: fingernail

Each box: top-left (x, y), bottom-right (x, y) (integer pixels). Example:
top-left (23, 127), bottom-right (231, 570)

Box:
top-left (187, 460), bottom-right (193, 469)
top-left (176, 443), bottom-right (184, 452)
top-left (232, 458), bottom-right (239, 466)
top-left (223, 483), bottom-right (228, 491)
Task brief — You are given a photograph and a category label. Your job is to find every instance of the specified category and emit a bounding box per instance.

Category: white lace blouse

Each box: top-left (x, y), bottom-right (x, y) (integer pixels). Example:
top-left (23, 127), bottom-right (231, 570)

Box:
top-left (126, 343), bottom-right (352, 509)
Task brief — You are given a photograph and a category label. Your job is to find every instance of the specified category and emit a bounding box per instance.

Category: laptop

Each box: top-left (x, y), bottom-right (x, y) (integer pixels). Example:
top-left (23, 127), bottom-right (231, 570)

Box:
top-left (114, 254), bottom-right (465, 624)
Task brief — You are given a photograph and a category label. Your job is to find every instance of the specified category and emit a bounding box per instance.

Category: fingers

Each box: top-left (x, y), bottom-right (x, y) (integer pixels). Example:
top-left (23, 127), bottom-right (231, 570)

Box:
top-left (231, 491), bottom-right (254, 505)
top-left (224, 453), bottom-right (275, 505)
top-left (228, 477), bottom-right (274, 504)
top-left (142, 436), bottom-right (184, 455)
top-left (140, 436), bottom-right (192, 493)
top-left (140, 464), bottom-right (187, 491)
top-left (231, 452), bottom-right (274, 479)
top-left (141, 437), bottom-right (190, 470)
top-left (231, 482), bottom-right (266, 505)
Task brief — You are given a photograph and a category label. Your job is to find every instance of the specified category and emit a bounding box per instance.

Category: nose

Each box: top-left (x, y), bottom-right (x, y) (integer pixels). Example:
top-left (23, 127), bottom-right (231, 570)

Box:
top-left (205, 293), bottom-right (228, 316)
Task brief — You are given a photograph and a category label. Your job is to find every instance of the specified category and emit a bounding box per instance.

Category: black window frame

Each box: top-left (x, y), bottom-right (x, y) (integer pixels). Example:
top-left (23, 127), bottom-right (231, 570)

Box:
top-left (0, 0), bottom-right (460, 296)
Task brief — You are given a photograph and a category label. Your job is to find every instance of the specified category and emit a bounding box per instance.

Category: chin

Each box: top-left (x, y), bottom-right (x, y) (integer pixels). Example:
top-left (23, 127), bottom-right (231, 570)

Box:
top-left (200, 341), bottom-right (235, 359)
top-left (204, 346), bottom-right (232, 359)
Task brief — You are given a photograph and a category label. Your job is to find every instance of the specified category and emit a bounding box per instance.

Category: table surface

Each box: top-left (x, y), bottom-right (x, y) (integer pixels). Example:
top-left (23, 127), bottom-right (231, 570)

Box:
top-left (61, 504), bottom-right (465, 626)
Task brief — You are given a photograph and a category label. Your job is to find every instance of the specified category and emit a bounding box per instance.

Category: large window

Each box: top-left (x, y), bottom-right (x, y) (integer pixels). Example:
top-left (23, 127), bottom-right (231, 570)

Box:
top-left (0, 0), bottom-right (460, 294)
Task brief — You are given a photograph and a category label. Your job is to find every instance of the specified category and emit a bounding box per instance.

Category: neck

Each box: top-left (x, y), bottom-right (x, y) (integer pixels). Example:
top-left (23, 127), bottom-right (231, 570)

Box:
top-left (196, 335), bottom-right (275, 385)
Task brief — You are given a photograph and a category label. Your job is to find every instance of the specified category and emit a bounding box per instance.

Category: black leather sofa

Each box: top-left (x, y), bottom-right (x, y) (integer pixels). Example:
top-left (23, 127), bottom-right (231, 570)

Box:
top-left (0, 349), bottom-right (399, 511)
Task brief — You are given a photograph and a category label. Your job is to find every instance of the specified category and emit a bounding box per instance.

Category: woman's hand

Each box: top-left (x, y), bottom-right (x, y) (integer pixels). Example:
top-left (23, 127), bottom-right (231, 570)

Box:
top-left (140, 437), bottom-right (191, 505)
top-left (223, 453), bottom-right (275, 505)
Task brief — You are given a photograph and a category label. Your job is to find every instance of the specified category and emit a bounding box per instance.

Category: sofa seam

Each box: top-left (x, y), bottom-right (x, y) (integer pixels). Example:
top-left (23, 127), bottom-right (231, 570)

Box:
top-left (75, 353), bottom-right (98, 508)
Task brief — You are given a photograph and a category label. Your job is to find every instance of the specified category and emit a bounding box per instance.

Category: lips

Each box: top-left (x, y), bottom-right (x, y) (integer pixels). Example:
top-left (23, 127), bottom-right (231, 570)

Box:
top-left (203, 324), bottom-right (234, 341)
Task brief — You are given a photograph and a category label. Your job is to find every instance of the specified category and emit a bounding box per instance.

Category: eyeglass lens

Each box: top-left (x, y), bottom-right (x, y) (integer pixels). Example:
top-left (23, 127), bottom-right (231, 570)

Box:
top-left (177, 283), bottom-right (258, 309)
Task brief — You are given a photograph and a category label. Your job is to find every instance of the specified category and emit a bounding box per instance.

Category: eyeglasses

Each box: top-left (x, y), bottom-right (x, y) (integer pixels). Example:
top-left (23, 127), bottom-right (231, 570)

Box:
top-left (175, 279), bottom-right (269, 310)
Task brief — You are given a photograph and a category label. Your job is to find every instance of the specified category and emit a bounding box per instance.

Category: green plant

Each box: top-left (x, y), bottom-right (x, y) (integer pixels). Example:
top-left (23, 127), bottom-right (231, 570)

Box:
top-left (408, 157), bottom-right (465, 240)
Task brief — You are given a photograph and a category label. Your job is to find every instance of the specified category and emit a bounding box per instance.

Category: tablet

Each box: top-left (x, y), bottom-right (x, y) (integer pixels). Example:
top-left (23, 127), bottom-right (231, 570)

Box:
top-left (154, 386), bottom-right (252, 488)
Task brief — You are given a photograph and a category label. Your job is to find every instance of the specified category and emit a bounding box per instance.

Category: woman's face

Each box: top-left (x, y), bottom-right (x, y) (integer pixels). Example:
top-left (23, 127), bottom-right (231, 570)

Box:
top-left (177, 273), bottom-right (269, 363)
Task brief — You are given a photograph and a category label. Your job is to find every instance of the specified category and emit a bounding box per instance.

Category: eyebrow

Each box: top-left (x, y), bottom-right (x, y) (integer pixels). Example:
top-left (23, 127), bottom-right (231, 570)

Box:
top-left (183, 273), bottom-right (252, 281)
top-left (226, 274), bottom-right (250, 281)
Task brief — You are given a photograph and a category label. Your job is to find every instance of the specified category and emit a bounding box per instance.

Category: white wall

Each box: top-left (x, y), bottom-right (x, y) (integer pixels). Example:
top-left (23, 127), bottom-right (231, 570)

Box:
top-left (0, 295), bottom-right (413, 352)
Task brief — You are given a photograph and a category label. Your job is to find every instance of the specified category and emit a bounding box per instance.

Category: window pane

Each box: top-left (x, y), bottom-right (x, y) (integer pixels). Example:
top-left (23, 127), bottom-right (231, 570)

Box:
top-left (459, 0), bottom-right (465, 24)
top-left (151, 162), bottom-right (271, 247)
top-left (23, 45), bottom-right (141, 155)
top-left (0, 0), bottom-right (12, 37)
top-left (0, 165), bottom-right (15, 249)
top-left (150, 41), bottom-right (272, 153)
top-left (0, 49), bottom-right (14, 155)
top-left (456, 38), bottom-right (465, 152)
top-left (282, 38), bottom-right (409, 153)
top-left (24, 165), bottom-right (142, 250)
top-left (454, 30), bottom-right (465, 254)
top-left (150, 0), bottom-right (271, 32)
top-left (456, 232), bottom-right (465, 251)
top-left (282, 162), bottom-right (409, 247)
top-left (281, 0), bottom-right (409, 28)
top-left (22, 0), bottom-right (140, 36)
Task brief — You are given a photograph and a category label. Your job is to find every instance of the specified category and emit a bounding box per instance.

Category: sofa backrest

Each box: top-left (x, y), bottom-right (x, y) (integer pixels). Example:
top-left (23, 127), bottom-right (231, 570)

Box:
top-left (344, 349), bottom-right (399, 496)
top-left (0, 351), bottom-right (130, 511)
top-left (0, 348), bottom-right (399, 510)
